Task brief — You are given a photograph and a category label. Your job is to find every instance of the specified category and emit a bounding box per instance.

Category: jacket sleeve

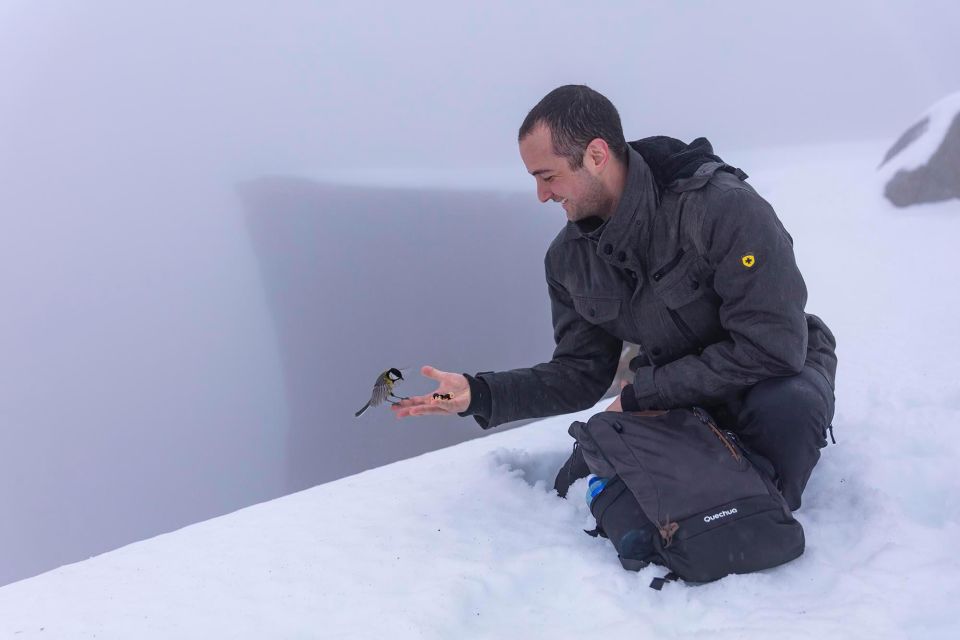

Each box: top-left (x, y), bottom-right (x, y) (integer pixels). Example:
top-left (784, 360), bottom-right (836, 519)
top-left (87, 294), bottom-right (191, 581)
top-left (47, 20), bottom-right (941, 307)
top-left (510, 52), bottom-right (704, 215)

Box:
top-left (631, 186), bottom-right (810, 409)
top-left (470, 253), bottom-right (623, 429)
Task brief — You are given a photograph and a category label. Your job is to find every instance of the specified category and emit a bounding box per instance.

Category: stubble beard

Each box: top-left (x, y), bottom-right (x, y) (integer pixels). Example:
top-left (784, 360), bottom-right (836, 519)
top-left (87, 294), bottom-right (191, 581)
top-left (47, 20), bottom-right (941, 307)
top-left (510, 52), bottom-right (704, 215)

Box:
top-left (566, 173), bottom-right (616, 222)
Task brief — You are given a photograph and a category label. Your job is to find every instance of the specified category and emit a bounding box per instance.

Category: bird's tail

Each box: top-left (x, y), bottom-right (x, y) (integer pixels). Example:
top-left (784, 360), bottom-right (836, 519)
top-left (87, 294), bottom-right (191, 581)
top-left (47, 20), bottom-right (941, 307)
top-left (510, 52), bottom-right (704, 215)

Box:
top-left (354, 401), bottom-right (371, 418)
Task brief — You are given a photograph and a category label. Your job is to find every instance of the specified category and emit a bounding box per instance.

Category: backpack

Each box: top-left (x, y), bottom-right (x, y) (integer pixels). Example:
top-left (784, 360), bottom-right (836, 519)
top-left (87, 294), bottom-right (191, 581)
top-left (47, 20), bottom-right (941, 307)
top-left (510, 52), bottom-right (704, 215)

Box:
top-left (565, 407), bottom-right (804, 588)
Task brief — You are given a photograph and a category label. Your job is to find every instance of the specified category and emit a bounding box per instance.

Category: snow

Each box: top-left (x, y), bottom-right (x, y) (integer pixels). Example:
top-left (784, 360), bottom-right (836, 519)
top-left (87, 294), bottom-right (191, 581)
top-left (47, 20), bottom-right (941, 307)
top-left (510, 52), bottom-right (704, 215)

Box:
top-left (1, 140), bottom-right (959, 639)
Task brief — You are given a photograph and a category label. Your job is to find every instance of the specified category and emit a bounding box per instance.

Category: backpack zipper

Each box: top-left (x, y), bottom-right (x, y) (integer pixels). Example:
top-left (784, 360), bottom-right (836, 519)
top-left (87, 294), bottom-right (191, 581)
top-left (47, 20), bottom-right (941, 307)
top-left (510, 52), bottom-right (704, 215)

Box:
top-left (692, 407), bottom-right (741, 463)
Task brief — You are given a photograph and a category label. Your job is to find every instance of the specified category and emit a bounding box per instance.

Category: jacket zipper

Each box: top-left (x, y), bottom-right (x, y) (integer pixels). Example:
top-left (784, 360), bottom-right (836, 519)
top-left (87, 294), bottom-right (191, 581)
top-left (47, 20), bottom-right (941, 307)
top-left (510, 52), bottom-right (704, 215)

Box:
top-left (652, 248), bottom-right (685, 282)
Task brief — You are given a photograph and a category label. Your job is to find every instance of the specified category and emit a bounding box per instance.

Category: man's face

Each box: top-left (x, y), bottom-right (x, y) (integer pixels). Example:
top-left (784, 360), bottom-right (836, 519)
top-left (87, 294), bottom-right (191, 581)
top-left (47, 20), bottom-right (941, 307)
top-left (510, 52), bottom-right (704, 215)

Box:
top-left (519, 124), bottom-right (614, 222)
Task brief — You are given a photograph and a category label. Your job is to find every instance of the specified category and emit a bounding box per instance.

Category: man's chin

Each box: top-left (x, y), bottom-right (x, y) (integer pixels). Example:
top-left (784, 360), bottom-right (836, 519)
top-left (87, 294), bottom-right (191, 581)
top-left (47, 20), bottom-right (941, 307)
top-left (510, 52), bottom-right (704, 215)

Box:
top-left (563, 203), bottom-right (602, 223)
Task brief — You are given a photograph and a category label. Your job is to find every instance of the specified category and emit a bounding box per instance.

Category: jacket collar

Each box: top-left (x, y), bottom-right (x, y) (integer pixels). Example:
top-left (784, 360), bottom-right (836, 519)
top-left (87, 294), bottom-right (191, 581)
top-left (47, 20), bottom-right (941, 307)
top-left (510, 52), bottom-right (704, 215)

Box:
top-left (563, 146), bottom-right (659, 274)
top-left (561, 141), bottom-right (746, 264)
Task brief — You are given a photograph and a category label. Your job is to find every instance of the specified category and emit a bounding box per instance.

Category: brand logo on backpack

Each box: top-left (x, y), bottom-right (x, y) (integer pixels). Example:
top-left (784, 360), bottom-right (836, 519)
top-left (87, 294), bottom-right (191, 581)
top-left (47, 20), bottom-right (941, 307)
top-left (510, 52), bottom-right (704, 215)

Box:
top-left (703, 508), bottom-right (738, 523)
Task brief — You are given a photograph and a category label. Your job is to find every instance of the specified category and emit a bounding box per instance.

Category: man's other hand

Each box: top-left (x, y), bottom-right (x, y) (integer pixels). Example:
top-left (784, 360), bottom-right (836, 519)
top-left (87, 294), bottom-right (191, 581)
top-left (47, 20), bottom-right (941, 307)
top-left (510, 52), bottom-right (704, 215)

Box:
top-left (391, 366), bottom-right (471, 418)
top-left (603, 380), bottom-right (630, 412)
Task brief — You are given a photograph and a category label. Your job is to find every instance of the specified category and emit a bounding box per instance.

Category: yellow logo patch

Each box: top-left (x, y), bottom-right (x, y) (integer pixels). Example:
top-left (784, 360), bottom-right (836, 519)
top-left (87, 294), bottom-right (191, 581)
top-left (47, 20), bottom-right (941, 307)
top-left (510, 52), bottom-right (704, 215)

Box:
top-left (741, 254), bottom-right (756, 268)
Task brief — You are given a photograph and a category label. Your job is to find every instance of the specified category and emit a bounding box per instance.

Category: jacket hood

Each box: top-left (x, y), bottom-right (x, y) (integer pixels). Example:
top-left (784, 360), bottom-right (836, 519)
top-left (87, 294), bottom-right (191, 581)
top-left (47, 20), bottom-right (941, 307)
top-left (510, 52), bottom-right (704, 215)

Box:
top-left (628, 136), bottom-right (747, 192)
top-left (564, 137), bottom-right (748, 245)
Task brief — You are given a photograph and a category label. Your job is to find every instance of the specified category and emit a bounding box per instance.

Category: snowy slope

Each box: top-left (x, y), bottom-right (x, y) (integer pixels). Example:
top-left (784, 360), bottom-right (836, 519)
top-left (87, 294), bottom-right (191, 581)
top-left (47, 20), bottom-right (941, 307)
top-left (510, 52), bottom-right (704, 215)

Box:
top-left (1, 140), bottom-right (958, 639)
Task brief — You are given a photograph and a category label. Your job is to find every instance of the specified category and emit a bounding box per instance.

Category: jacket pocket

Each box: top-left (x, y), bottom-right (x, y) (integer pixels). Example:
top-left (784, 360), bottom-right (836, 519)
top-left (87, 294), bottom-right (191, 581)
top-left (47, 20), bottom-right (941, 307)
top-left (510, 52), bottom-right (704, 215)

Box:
top-left (654, 252), bottom-right (706, 309)
top-left (572, 295), bottom-right (621, 324)
top-left (653, 254), bottom-right (711, 350)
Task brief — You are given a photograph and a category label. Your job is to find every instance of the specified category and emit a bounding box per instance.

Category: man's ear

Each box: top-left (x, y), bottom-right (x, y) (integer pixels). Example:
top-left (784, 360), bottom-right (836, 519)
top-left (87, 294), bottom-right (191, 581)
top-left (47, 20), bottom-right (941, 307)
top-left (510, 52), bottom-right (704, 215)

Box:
top-left (584, 138), bottom-right (610, 175)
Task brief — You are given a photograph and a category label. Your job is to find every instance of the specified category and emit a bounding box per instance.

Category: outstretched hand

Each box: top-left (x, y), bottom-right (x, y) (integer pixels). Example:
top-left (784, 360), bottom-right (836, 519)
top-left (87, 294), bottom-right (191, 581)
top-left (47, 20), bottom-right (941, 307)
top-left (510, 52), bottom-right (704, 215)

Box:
top-left (391, 365), bottom-right (471, 418)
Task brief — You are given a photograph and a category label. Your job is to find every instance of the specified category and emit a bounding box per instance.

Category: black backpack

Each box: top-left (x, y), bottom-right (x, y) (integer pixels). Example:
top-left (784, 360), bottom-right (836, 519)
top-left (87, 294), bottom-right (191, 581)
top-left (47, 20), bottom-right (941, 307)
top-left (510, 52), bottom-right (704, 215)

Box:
top-left (563, 407), bottom-right (804, 588)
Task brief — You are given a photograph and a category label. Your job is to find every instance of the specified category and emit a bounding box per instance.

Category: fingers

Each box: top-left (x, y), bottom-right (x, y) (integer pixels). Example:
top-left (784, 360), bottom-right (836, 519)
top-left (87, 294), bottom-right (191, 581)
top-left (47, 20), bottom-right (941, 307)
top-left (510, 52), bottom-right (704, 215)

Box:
top-left (391, 390), bottom-right (466, 418)
top-left (387, 365), bottom-right (470, 418)
top-left (391, 402), bottom-right (457, 418)
top-left (395, 393), bottom-right (435, 408)
top-left (421, 365), bottom-right (448, 381)
top-left (604, 397), bottom-right (623, 412)
top-left (422, 365), bottom-right (469, 392)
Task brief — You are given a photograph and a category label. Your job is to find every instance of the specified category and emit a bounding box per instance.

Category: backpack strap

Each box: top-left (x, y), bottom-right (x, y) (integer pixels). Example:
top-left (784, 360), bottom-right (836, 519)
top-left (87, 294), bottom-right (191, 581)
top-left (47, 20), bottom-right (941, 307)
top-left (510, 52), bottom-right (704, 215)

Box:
top-left (554, 440), bottom-right (590, 498)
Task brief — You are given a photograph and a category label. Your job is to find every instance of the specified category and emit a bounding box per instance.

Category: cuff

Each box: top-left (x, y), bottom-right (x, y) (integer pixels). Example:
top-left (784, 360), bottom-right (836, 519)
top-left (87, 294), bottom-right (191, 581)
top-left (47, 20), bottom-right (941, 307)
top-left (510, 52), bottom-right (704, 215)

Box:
top-left (621, 366), bottom-right (665, 411)
top-left (458, 372), bottom-right (494, 428)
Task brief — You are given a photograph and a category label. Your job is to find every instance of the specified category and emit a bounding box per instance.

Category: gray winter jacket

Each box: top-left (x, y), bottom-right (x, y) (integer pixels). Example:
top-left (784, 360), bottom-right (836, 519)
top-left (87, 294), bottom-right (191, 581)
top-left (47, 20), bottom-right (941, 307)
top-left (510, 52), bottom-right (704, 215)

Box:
top-left (471, 140), bottom-right (837, 429)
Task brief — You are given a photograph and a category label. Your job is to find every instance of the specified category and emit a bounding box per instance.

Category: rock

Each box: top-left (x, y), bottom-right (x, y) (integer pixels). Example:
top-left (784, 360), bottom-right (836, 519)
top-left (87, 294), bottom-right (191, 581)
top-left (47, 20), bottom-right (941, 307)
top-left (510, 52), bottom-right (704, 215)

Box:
top-left (881, 92), bottom-right (960, 208)
top-left (880, 117), bottom-right (929, 167)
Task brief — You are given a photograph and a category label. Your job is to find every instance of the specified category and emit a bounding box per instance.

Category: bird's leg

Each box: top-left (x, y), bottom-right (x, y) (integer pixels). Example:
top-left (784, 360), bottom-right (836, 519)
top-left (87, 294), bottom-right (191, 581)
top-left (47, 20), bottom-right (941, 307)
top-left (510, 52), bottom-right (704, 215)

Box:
top-left (390, 393), bottom-right (409, 400)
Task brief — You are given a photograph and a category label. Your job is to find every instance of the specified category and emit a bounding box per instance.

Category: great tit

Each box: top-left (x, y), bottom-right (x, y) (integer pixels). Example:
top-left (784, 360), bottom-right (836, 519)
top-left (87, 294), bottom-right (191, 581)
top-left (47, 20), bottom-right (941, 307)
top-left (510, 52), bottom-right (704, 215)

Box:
top-left (355, 368), bottom-right (407, 417)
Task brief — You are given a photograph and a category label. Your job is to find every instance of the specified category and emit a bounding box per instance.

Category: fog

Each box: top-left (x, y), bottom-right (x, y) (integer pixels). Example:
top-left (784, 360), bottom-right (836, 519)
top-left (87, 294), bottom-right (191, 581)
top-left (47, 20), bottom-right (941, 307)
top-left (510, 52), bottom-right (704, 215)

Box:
top-left (1, 0), bottom-right (957, 586)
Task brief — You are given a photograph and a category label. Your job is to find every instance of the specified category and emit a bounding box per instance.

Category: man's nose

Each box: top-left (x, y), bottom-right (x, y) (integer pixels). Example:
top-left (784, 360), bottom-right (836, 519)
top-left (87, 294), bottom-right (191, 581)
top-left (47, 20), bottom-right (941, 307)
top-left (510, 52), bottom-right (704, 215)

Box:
top-left (537, 183), bottom-right (552, 203)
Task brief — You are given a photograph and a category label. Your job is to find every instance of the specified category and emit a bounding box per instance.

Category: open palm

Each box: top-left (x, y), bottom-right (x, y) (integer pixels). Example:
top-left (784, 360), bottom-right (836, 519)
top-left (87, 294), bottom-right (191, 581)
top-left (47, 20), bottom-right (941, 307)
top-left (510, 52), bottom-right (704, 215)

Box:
top-left (391, 366), bottom-right (470, 418)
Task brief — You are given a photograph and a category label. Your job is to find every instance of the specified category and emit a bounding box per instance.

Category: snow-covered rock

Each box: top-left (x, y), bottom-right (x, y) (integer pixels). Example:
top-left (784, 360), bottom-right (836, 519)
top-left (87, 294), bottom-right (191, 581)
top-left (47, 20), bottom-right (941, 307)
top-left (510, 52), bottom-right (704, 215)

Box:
top-left (880, 91), bottom-right (960, 207)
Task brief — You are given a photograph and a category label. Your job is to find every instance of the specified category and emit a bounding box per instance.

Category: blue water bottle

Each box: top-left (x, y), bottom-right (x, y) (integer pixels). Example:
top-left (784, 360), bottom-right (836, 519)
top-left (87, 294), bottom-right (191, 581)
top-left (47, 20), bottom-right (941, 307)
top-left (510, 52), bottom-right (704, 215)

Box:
top-left (586, 475), bottom-right (609, 505)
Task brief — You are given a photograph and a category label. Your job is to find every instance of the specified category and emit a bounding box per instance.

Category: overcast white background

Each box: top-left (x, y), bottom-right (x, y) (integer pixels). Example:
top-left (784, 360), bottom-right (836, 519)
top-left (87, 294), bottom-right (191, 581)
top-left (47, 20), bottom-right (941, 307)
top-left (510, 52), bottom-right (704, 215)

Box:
top-left (1, 0), bottom-right (958, 587)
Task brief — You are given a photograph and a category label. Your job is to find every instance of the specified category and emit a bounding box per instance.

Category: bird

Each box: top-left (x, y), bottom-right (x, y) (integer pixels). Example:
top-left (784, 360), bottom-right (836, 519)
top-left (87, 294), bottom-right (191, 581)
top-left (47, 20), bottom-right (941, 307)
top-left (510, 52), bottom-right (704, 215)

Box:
top-left (355, 368), bottom-right (408, 417)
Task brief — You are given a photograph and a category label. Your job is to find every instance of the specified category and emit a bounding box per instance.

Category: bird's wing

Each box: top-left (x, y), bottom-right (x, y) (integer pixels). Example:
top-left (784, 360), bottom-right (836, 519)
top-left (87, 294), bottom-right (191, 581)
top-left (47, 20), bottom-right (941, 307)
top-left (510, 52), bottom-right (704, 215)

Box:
top-left (369, 378), bottom-right (390, 406)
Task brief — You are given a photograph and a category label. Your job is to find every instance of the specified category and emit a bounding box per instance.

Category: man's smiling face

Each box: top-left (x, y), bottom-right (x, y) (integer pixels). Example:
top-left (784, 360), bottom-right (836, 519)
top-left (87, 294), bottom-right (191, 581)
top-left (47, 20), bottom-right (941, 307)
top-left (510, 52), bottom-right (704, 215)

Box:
top-left (518, 123), bottom-right (614, 223)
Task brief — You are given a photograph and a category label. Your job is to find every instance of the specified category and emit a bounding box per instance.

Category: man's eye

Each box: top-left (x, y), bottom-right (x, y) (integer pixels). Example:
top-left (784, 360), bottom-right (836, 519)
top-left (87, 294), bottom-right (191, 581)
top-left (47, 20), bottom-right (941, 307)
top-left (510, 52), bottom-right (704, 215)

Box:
top-left (544, 175), bottom-right (555, 183)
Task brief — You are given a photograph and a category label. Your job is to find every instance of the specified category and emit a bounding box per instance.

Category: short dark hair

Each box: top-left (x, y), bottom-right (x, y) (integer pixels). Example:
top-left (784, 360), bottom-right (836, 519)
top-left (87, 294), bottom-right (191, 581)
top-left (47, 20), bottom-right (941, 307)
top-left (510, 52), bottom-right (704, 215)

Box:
top-left (518, 85), bottom-right (628, 169)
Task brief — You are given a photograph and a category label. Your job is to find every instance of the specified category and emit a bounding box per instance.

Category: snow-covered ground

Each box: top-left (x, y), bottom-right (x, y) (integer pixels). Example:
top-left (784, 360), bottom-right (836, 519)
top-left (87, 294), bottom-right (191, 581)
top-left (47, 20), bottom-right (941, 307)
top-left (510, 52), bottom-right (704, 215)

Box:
top-left (1, 139), bottom-right (958, 639)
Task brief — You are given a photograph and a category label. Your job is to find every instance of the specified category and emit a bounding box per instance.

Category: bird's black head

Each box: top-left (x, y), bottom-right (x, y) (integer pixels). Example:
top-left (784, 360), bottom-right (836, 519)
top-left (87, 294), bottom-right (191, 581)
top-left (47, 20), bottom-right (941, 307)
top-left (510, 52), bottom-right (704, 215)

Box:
top-left (388, 367), bottom-right (403, 381)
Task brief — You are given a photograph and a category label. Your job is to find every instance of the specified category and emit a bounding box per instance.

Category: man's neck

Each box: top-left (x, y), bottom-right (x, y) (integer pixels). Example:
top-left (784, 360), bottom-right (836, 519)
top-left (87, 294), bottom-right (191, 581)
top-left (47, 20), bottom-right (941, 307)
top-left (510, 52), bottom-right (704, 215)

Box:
top-left (599, 156), bottom-right (629, 221)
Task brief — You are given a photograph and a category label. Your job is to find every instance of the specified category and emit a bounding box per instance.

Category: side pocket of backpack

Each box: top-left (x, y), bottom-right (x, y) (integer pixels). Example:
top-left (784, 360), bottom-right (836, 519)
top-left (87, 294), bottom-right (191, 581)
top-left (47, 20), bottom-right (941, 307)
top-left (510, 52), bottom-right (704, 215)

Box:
top-left (589, 476), bottom-right (660, 570)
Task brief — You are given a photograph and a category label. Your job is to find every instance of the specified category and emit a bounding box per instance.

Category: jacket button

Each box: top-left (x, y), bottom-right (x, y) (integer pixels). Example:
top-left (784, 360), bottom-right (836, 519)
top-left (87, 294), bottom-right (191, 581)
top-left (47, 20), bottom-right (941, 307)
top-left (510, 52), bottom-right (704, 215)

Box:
top-left (691, 281), bottom-right (700, 290)
top-left (603, 244), bottom-right (613, 255)
top-left (651, 347), bottom-right (663, 356)
top-left (617, 251), bottom-right (626, 262)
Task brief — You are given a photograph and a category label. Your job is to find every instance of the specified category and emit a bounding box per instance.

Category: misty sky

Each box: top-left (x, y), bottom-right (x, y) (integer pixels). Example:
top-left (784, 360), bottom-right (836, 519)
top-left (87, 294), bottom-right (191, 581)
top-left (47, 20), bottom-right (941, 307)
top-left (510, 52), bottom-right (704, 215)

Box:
top-left (2, 0), bottom-right (958, 181)
top-left (1, 0), bottom-right (958, 587)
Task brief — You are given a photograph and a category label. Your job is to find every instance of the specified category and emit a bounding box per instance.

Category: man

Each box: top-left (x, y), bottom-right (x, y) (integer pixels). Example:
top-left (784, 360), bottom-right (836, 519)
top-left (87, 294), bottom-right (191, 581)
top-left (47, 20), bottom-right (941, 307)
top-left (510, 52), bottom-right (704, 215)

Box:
top-left (392, 85), bottom-right (837, 511)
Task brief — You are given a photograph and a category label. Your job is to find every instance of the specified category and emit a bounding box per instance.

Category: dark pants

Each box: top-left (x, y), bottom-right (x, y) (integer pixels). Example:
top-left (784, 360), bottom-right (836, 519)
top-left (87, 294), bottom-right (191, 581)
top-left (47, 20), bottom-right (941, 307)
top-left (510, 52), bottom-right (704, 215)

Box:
top-left (713, 366), bottom-right (835, 511)
top-left (555, 366), bottom-right (835, 511)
